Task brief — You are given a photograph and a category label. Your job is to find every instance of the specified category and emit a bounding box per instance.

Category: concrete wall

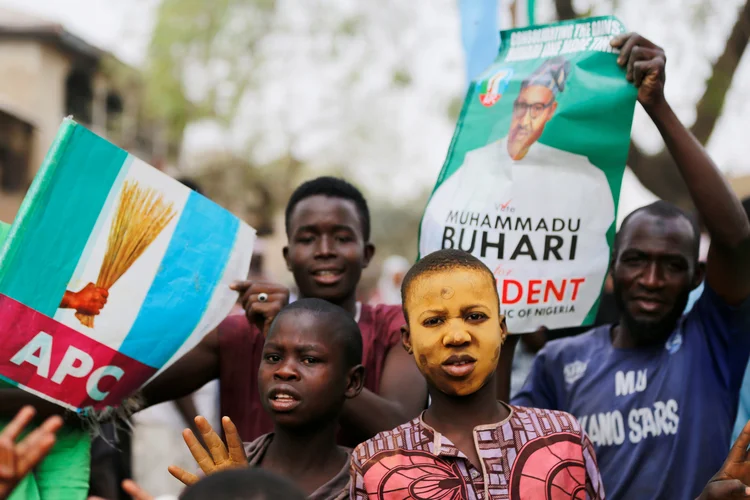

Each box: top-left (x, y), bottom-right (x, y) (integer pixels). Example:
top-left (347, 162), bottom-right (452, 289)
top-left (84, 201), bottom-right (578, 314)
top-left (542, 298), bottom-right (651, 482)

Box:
top-left (0, 40), bottom-right (71, 222)
top-left (32, 44), bottom-right (70, 177)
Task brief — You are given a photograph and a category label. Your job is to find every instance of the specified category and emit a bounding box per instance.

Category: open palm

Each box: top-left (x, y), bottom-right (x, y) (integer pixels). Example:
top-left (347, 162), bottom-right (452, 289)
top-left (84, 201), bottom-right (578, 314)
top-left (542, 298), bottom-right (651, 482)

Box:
top-left (168, 416), bottom-right (248, 486)
top-left (0, 407), bottom-right (62, 500)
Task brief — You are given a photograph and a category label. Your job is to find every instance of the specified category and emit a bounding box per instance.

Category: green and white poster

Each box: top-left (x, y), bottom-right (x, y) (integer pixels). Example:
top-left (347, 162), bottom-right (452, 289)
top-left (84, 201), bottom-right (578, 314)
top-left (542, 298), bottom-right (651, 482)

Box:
top-left (419, 16), bottom-right (637, 333)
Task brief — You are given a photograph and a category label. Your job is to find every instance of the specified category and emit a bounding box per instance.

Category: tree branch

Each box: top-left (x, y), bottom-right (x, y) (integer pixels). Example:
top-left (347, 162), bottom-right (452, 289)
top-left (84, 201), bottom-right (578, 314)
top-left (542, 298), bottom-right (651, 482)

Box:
top-left (627, 142), bottom-right (689, 206)
top-left (690, 0), bottom-right (750, 144)
top-left (627, 0), bottom-right (750, 209)
top-left (554, 0), bottom-right (577, 20)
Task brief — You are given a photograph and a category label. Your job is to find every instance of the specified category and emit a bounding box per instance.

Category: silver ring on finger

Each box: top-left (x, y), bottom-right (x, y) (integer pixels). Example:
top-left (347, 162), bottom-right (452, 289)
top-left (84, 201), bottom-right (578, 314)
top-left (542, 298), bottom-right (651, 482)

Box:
top-left (258, 292), bottom-right (269, 303)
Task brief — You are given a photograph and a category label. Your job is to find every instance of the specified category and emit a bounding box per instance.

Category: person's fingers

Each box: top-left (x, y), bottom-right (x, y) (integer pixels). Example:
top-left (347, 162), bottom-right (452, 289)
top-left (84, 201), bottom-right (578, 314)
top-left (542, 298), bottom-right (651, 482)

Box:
top-left (247, 302), bottom-right (282, 321)
top-left (229, 280), bottom-right (253, 292)
top-left (708, 479), bottom-right (750, 498)
top-left (632, 60), bottom-right (647, 87)
top-left (609, 32), bottom-right (631, 49)
top-left (38, 416), bottom-right (63, 435)
top-left (625, 46), bottom-right (660, 81)
top-left (729, 420), bottom-right (750, 463)
top-left (615, 33), bottom-right (658, 67)
top-left (244, 292), bottom-right (287, 305)
top-left (0, 436), bottom-right (14, 480)
top-left (181, 428), bottom-right (214, 474)
top-left (615, 33), bottom-right (639, 66)
top-left (122, 479), bottom-right (155, 500)
top-left (2, 408), bottom-right (50, 479)
top-left (195, 416), bottom-right (230, 464)
top-left (222, 417), bottom-right (247, 463)
top-left (0, 407), bottom-right (35, 442)
top-left (240, 285), bottom-right (287, 304)
top-left (247, 302), bottom-right (283, 336)
top-left (247, 283), bottom-right (288, 294)
top-left (167, 465), bottom-right (200, 486)
top-left (634, 57), bottom-right (665, 88)
top-left (15, 429), bottom-right (56, 476)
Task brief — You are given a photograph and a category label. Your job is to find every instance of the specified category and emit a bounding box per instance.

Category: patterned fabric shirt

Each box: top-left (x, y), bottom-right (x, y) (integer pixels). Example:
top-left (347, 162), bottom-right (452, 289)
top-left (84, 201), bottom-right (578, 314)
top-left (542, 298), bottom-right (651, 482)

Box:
top-left (350, 404), bottom-right (604, 499)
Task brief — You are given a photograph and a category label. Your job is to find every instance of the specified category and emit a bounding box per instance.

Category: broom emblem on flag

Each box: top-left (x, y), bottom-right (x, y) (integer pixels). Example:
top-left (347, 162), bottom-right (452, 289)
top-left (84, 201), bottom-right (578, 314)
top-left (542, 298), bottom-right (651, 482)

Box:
top-left (75, 180), bottom-right (177, 328)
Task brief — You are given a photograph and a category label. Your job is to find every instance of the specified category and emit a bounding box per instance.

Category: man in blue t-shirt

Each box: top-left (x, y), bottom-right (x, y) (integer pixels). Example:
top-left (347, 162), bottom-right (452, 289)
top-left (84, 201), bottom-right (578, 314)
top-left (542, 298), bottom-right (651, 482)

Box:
top-left (512, 33), bottom-right (750, 500)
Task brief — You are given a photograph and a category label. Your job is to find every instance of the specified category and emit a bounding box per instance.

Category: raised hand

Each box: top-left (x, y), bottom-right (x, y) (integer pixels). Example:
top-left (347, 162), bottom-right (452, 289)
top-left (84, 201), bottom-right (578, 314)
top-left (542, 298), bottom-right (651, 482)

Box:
top-left (230, 280), bottom-right (290, 336)
top-left (0, 406), bottom-right (63, 500)
top-left (610, 33), bottom-right (666, 109)
top-left (698, 420), bottom-right (750, 499)
top-left (168, 416), bottom-right (248, 486)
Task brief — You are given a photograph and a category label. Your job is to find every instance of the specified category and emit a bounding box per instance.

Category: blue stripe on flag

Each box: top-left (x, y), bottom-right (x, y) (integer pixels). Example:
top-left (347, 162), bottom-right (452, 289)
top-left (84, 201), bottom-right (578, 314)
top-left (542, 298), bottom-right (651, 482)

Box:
top-left (458, 0), bottom-right (500, 83)
top-left (118, 191), bottom-right (239, 368)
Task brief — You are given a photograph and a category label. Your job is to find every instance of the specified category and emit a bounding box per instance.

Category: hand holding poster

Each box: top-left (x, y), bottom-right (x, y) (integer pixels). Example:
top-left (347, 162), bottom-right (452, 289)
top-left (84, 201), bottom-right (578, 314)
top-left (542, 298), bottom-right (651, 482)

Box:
top-left (419, 17), bottom-right (637, 333)
top-left (0, 119), bottom-right (255, 412)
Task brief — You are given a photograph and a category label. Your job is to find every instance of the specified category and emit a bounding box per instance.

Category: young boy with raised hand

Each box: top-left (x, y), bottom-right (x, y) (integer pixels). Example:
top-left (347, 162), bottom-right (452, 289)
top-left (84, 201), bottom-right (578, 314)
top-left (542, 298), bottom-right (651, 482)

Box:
top-left (142, 177), bottom-right (426, 448)
top-left (167, 298), bottom-right (365, 500)
top-left (350, 249), bottom-right (604, 499)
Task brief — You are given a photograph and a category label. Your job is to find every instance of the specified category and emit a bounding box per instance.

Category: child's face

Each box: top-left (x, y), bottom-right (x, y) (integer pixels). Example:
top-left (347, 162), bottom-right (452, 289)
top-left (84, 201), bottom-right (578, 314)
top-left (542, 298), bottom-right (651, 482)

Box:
top-left (259, 311), bottom-right (355, 427)
top-left (403, 268), bottom-right (506, 397)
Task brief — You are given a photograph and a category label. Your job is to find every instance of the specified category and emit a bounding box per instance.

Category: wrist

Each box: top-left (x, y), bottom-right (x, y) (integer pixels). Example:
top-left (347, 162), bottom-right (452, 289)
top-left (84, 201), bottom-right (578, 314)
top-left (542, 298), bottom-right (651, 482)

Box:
top-left (61, 291), bottom-right (76, 309)
top-left (642, 95), bottom-right (670, 119)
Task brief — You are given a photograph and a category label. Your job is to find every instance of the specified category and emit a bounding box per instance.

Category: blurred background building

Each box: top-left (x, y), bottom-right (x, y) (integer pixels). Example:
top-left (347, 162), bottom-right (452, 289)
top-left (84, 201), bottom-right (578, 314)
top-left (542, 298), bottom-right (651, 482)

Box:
top-left (0, 7), bottom-right (173, 222)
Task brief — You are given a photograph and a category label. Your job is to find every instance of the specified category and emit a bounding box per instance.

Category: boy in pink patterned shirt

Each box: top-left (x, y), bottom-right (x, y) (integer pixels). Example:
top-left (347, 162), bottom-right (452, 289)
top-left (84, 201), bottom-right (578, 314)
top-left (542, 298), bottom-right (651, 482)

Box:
top-left (350, 249), bottom-right (604, 499)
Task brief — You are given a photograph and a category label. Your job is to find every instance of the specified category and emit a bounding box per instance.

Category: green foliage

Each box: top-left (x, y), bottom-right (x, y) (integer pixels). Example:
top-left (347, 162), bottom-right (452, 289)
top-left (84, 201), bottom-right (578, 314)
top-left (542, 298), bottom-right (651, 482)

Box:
top-left (392, 69), bottom-right (412, 87)
top-left (143, 0), bottom-right (277, 149)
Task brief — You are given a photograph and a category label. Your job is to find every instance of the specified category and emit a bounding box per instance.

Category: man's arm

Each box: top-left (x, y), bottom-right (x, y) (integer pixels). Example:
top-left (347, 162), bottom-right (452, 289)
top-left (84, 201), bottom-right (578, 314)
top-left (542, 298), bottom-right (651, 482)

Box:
top-left (651, 101), bottom-right (750, 305)
top-left (613, 33), bottom-right (750, 305)
top-left (140, 330), bottom-right (220, 408)
top-left (338, 346), bottom-right (427, 443)
top-left (0, 390), bottom-right (69, 422)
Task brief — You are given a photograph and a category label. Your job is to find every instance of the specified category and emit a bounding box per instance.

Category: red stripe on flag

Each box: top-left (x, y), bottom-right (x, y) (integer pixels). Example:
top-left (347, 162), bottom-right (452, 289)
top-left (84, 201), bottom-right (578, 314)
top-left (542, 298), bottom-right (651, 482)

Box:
top-left (0, 294), bottom-right (157, 410)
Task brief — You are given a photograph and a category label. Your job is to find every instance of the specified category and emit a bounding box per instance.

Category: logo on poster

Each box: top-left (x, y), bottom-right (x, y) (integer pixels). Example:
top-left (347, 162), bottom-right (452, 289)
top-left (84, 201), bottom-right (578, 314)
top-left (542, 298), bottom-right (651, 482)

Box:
top-left (479, 68), bottom-right (514, 107)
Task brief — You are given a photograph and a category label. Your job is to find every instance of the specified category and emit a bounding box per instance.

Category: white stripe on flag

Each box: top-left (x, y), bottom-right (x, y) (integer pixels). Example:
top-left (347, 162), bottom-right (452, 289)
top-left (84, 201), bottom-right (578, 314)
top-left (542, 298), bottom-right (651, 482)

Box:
top-left (149, 222), bottom-right (256, 380)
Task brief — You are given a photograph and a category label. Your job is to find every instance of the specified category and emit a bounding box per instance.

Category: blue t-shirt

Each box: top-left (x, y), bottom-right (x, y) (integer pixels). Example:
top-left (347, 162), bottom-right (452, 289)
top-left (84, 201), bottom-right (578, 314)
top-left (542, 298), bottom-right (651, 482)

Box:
top-left (512, 285), bottom-right (750, 500)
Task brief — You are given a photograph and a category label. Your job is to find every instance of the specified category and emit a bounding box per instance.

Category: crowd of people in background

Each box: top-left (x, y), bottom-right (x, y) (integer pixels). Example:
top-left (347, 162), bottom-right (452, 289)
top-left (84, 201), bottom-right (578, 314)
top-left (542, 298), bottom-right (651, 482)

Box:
top-left (4, 32), bottom-right (750, 500)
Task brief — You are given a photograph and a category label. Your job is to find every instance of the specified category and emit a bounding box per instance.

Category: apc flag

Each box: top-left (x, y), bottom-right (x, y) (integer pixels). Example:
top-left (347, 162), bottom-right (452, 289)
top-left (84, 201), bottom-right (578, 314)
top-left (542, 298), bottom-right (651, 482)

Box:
top-left (0, 118), bottom-right (255, 412)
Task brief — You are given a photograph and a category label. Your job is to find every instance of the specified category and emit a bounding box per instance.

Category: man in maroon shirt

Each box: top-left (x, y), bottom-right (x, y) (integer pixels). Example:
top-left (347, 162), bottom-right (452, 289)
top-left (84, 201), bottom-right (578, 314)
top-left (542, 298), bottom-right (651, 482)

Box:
top-left (140, 177), bottom-right (427, 446)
